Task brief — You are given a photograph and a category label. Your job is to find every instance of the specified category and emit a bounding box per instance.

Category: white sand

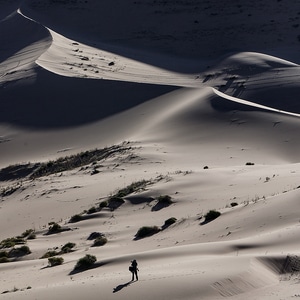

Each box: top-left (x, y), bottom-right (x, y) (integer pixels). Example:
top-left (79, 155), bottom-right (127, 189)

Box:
top-left (1, 0), bottom-right (300, 299)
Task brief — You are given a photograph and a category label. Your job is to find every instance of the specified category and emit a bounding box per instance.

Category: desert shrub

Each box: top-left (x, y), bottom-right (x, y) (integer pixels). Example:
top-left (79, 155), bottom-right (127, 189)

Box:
top-left (107, 197), bottom-right (125, 211)
top-left (203, 166), bottom-right (209, 169)
top-left (61, 242), bottom-right (76, 253)
top-left (0, 250), bottom-right (8, 258)
top-left (230, 202), bottom-right (238, 207)
top-left (204, 210), bottom-right (221, 223)
top-left (245, 162), bottom-right (255, 166)
top-left (0, 257), bottom-right (9, 263)
top-left (0, 237), bottom-right (25, 249)
top-left (135, 226), bottom-right (160, 239)
top-left (157, 195), bottom-right (172, 205)
top-left (99, 201), bottom-right (108, 209)
top-left (74, 254), bottom-right (97, 270)
top-left (87, 206), bottom-right (97, 214)
top-left (22, 229), bottom-right (36, 240)
top-left (48, 256), bottom-right (64, 267)
top-left (113, 180), bottom-right (148, 198)
top-left (47, 222), bottom-right (62, 234)
top-left (163, 217), bottom-right (177, 227)
top-left (69, 214), bottom-right (83, 223)
top-left (40, 250), bottom-right (59, 259)
top-left (87, 232), bottom-right (104, 240)
top-left (9, 245), bottom-right (31, 257)
top-left (92, 236), bottom-right (107, 247)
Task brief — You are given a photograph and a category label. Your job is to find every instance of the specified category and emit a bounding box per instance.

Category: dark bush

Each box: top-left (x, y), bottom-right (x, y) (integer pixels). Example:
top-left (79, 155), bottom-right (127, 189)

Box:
top-left (163, 217), bottom-right (177, 227)
top-left (74, 254), bottom-right (97, 270)
top-left (61, 242), bottom-right (76, 253)
top-left (203, 210), bottom-right (221, 223)
top-left (92, 236), bottom-right (107, 247)
top-left (69, 214), bottom-right (83, 223)
top-left (48, 256), bottom-right (64, 267)
top-left (40, 250), bottom-right (59, 259)
top-left (135, 226), bottom-right (160, 239)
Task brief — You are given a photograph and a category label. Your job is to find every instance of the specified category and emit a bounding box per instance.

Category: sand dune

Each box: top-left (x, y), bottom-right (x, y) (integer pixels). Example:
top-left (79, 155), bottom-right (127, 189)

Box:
top-left (1, 0), bottom-right (300, 299)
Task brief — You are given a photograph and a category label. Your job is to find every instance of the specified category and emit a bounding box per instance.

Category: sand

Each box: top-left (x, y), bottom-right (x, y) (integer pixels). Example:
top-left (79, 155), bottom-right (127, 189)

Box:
top-left (1, 0), bottom-right (300, 299)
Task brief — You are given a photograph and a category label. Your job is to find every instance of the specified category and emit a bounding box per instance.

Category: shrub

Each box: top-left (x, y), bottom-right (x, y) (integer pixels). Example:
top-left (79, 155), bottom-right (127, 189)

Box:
top-left (87, 207), bottom-right (97, 214)
top-left (157, 195), bottom-right (172, 205)
top-left (113, 180), bottom-right (148, 198)
top-left (204, 210), bottom-right (221, 223)
top-left (230, 202), bottom-right (238, 207)
top-left (0, 237), bottom-right (25, 249)
top-left (92, 236), bottom-right (107, 247)
top-left (40, 250), bottom-right (59, 259)
top-left (0, 257), bottom-right (9, 263)
top-left (245, 162), bottom-right (255, 166)
top-left (47, 222), bottom-right (62, 234)
top-left (74, 254), bottom-right (97, 270)
top-left (61, 242), bottom-right (76, 253)
top-left (87, 232), bottom-right (104, 240)
top-left (107, 197), bottom-right (125, 211)
top-left (99, 201), bottom-right (108, 209)
top-left (9, 245), bottom-right (31, 257)
top-left (163, 217), bottom-right (177, 227)
top-left (0, 250), bottom-right (8, 258)
top-left (135, 226), bottom-right (160, 239)
top-left (69, 214), bottom-right (83, 223)
top-left (48, 256), bottom-right (64, 267)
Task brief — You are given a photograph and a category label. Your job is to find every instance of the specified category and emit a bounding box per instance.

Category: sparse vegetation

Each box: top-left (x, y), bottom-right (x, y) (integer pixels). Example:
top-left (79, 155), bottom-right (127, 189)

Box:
top-left (92, 236), bottom-right (107, 247)
top-left (0, 237), bottom-right (25, 249)
top-left (30, 145), bottom-right (130, 179)
top-left (135, 226), bottom-right (160, 239)
top-left (9, 245), bottom-right (31, 257)
top-left (163, 217), bottom-right (177, 227)
top-left (40, 250), bottom-right (59, 259)
top-left (48, 256), bottom-right (64, 267)
top-left (69, 214), bottom-right (83, 223)
top-left (74, 254), bottom-right (97, 270)
top-left (157, 195), bottom-right (172, 205)
top-left (230, 202), bottom-right (238, 207)
top-left (61, 242), bottom-right (76, 253)
top-left (203, 210), bottom-right (221, 223)
top-left (246, 162), bottom-right (255, 165)
top-left (87, 206), bottom-right (97, 214)
top-left (99, 200), bottom-right (108, 209)
top-left (112, 179), bottom-right (149, 198)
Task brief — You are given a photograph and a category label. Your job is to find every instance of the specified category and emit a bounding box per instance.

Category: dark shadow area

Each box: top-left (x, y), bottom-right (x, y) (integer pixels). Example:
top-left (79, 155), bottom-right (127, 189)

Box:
top-left (126, 196), bottom-right (154, 205)
top-left (113, 281), bottom-right (133, 293)
top-left (0, 11), bottom-right (52, 64)
top-left (0, 67), bottom-right (176, 129)
top-left (68, 261), bottom-right (107, 275)
top-left (151, 201), bottom-right (172, 211)
top-left (0, 163), bottom-right (39, 181)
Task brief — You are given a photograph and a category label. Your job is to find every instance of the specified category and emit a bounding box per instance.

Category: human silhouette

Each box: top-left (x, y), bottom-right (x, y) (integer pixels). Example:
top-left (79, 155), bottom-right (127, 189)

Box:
top-left (129, 259), bottom-right (139, 281)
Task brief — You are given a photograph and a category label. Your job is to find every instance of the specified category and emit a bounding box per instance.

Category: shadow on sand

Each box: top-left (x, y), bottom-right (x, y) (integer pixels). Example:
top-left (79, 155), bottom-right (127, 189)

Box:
top-left (113, 281), bottom-right (135, 293)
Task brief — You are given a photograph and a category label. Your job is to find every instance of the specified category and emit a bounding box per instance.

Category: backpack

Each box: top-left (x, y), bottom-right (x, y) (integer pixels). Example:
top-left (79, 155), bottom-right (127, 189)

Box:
top-left (129, 266), bottom-right (134, 272)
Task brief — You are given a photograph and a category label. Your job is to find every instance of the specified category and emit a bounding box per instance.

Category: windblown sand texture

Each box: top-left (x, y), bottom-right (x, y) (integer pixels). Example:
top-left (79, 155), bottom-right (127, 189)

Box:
top-left (1, 1), bottom-right (300, 299)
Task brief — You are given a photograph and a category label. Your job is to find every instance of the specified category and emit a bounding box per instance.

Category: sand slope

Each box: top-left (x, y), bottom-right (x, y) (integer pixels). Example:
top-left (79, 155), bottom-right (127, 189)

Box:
top-left (1, 1), bottom-right (300, 299)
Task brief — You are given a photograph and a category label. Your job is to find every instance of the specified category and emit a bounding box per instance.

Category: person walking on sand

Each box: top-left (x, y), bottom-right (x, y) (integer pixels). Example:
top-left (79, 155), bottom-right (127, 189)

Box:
top-left (129, 259), bottom-right (139, 281)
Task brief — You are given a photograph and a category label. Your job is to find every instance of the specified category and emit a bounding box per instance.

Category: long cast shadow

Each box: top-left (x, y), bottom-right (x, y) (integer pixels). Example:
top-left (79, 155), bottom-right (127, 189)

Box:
top-left (113, 281), bottom-right (134, 293)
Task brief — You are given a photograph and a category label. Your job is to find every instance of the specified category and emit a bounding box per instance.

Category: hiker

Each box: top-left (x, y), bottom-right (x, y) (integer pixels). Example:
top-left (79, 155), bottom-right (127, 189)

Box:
top-left (129, 259), bottom-right (139, 281)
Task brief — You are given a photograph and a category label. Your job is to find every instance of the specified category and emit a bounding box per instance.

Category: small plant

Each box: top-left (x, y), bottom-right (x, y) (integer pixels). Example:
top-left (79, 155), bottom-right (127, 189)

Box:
top-left (61, 242), bottom-right (76, 253)
top-left (203, 210), bottom-right (221, 223)
top-left (0, 237), bottom-right (25, 249)
top-left (74, 254), bottom-right (97, 270)
top-left (157, 195), bottom-right (172, 205)
top-left (0, 256), bottom-right (9, 263)
top-left (135, 226), bottom-right (160, 239)
top-left (47, 222), bottom-right (63, 234)
top-left (87, 206), bottom-right (97, 214)
top-left (245, 162), bottom-right (255, 166)
top-left (9, 245), bottom-right (31, 257)
top-left (40, 250), bottom-right (59, 259)
top-left (230, 202), bottom-right (238, 207)
top-left (99, 201), bottom-right (108, 209)
top-left (22, 229), bottom-right (36, 240)
top-left (48, 256), bottom-right (64, 267)
top-left (107, 197), bottom-right (125, 211)
top-left (69, 214), bottom-right (83, 223)
top-left (163, 217), bottom-right (177, 227)
top-left (92, 236), bottom-right (107, 247)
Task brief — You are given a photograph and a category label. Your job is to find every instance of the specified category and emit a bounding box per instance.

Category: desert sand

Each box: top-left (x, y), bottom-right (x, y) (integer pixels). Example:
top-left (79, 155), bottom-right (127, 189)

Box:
top-left (1, 0), bottom-right (300, 299)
